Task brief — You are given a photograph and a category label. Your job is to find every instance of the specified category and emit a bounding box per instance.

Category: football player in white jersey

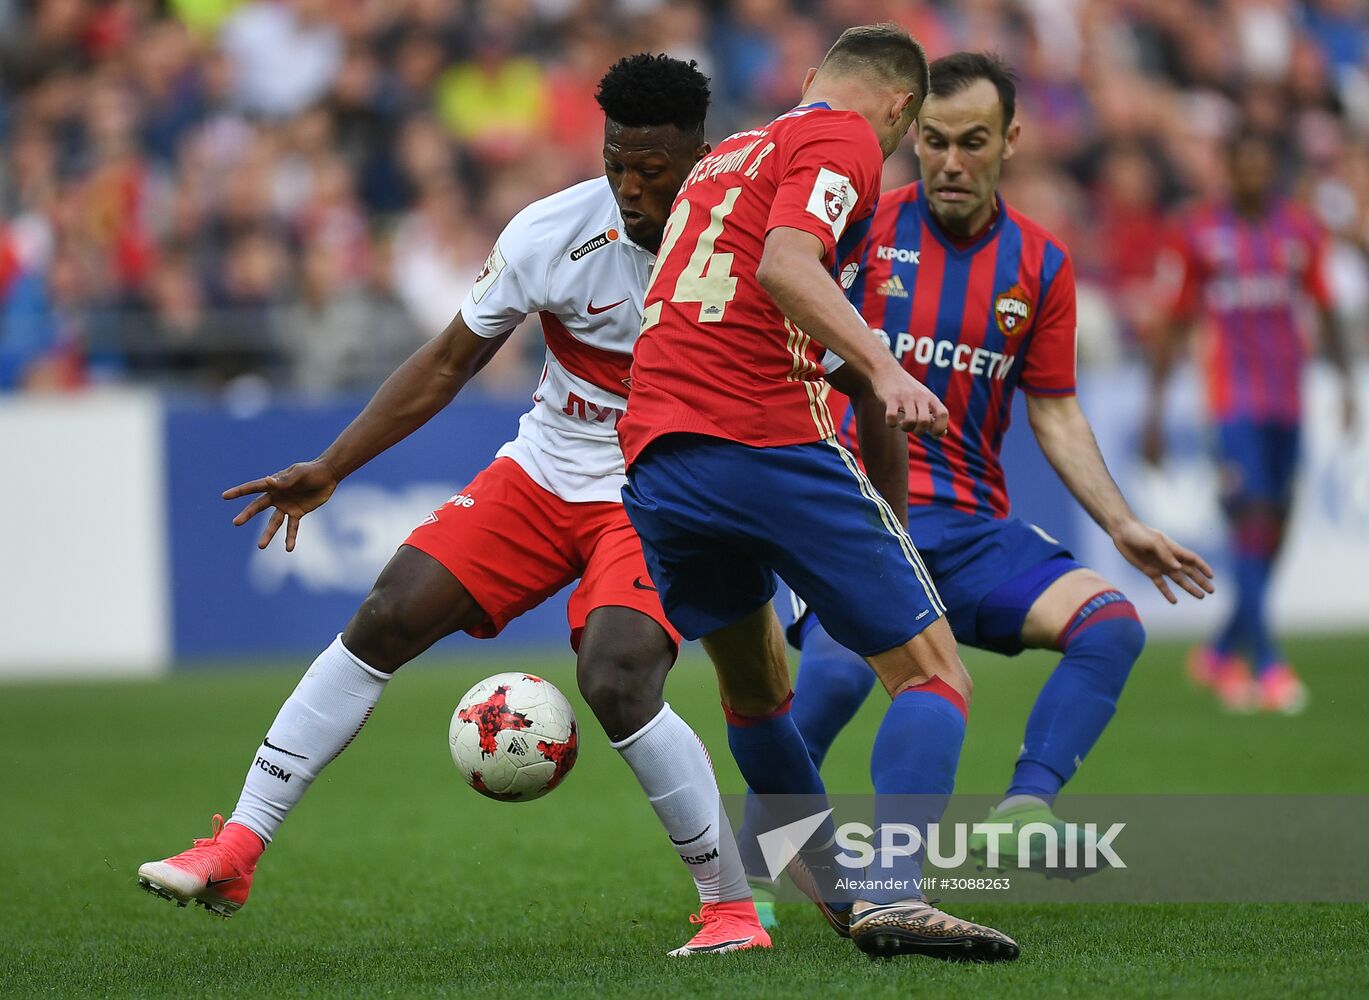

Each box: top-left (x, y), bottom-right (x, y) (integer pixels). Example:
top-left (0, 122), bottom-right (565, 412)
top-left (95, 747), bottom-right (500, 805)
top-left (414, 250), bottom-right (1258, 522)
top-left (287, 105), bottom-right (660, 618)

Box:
top-left (136, 54), bottom-right (772, 957)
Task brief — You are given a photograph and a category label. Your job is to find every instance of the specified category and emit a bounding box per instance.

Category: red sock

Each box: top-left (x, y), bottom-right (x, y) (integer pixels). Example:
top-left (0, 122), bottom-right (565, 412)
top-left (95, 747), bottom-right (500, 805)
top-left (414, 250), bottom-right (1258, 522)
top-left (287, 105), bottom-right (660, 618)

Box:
top-left (222, 822), bottom-right (266, 868)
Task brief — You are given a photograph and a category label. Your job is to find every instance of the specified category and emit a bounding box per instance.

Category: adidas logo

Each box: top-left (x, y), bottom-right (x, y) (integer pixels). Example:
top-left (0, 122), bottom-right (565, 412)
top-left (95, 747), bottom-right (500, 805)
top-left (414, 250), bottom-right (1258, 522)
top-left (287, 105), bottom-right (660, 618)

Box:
top-left (876, 275), bottom-right (909, 298)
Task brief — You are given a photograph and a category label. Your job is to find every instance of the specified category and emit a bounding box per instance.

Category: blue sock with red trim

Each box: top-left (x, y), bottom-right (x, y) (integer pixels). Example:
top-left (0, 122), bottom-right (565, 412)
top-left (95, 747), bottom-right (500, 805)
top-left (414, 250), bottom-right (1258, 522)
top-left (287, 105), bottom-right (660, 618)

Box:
top-left (1219, 551), bottom-right (1282, 670)
top-left (727, 694), bottom-right (837, 878)
top-left (726, 693), bottom-right (827, 797)
top-left (1215, 513), bottom-right (1284, 674)
top-left (1007, 591), bottom-right (1144, 801)
top-left (1215, 511), bottom-right (1285, 670)
top-left (864, 678), bottom-right (967, 903)
top-left (791, 622), bottom-right (878, 769)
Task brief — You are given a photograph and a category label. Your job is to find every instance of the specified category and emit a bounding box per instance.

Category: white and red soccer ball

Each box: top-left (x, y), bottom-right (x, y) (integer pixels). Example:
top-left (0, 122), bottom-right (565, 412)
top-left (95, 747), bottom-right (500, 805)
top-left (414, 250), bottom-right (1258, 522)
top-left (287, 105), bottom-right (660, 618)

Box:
top-left (449, 673), bottom-right (578, 802)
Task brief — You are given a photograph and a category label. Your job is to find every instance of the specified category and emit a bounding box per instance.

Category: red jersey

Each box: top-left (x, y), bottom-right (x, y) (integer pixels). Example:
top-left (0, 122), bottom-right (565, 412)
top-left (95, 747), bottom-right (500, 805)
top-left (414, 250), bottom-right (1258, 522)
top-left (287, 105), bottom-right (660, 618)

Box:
top-left (1164, 198), bottom-right (1331, 424)
top-left (618, 103), bottom-right (883, 466)
top-left (840, 183), bottom-right (1077, 518)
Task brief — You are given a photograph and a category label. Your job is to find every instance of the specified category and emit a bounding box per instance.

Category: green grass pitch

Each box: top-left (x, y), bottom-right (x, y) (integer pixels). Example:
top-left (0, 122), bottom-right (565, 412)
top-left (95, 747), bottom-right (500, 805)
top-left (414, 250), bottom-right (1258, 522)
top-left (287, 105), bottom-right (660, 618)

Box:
top-left (2, 634), bottom-right (1367, 997)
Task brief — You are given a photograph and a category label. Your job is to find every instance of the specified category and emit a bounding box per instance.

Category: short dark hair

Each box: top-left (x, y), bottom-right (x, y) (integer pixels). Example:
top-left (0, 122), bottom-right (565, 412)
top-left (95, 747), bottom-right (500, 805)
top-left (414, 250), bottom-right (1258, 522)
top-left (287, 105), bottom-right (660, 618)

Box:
top-left (929, 52), bottom-right (1017, 131)
top-left (819, 22), bottom-right (930, 97)
top-left (1228, 128), bottom-right (1276, 162)
top-left (595, 53), bottom-right (710, 137)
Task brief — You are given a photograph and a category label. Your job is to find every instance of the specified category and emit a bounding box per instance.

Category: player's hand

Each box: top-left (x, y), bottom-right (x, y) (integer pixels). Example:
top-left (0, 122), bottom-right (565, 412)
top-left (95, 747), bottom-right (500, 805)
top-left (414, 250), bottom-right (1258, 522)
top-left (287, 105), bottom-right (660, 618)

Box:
top-left (1111, 518), bottom-right (1214, 604)
top-left (1140, 414), bottom-right (1165, 468)
top-left (872, 364), bottom-right (949, 438)
top-left (1341, 382), bottom-right (1358, 439)
top-left (222, 460), bottom-right (341, 552)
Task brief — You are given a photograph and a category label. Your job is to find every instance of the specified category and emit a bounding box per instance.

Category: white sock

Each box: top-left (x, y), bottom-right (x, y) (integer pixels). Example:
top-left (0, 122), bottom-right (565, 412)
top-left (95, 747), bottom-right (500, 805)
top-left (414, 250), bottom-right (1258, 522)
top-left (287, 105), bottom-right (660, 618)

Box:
top-left (229, 634), bottom-right (390, 843)
top-left (612, 704), bottom-right (750, 904)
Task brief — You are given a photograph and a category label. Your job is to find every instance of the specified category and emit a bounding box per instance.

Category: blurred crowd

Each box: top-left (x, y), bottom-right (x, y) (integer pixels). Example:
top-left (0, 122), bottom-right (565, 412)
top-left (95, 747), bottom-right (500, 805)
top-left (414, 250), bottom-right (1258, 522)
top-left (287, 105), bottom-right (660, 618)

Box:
top-left (2, 0), bottom-right (1367, 395)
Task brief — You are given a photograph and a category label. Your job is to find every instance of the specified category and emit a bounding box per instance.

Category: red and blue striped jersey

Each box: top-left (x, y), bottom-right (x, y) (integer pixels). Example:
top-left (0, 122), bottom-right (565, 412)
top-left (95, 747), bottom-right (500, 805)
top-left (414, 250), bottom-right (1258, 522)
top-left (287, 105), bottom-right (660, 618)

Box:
top-left (1164, 198), bottom-right (1330, 424)
top-left (839, 182), bottom-right (1077, 519)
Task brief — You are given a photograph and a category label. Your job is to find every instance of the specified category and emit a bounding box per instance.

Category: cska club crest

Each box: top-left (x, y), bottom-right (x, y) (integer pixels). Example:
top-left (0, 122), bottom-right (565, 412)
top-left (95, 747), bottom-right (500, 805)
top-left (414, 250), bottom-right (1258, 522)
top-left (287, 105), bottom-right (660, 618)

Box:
top-left (994, 283), bottom-right (1032, 336)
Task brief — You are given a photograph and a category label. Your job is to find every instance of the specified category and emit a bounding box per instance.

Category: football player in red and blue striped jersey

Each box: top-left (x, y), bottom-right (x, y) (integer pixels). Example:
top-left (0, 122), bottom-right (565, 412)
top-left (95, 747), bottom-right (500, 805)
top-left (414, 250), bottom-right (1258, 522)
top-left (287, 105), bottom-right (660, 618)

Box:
top-left (1145, 132), bottom-right (1357, 713)
top-left (743, 54), bottom-right (1213, 908)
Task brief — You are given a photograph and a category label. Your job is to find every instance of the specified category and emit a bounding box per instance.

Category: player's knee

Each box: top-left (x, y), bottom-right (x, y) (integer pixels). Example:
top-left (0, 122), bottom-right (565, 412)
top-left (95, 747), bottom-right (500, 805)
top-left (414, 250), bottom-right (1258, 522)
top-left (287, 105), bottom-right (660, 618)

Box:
top-left (577, 641), bottom-right (667, 740)
top-left (1116, 610), bottom-right (1146, 661)
top-left (826, 663), bottom-right (878, 714)
top-left (952, 657), bottom-right (974, 706)
top-left (576, 653), bottom-right (629, 713)
top-left (1232, 506), bottom-right (1285, 557)
top-left (1090, 613), bottom-right (1145, 684)
top-left (801, 626), bottom-right (878, 711)
top-left (1061, 593), bottom-right (1146, 690)
top-left (926, 639), bottom-right (973, 705)
top-left (343, 586), bottom-right (423, 673)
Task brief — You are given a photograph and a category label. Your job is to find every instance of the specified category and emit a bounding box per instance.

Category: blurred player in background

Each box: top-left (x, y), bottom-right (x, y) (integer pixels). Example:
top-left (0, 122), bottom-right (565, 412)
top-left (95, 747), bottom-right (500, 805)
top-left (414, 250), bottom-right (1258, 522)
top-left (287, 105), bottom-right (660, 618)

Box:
top-left (619, 25), bottom-right (1020, 962)
top-left (1145, 132), bottom-right (1357, 714)
top-left (738, 53), bottom-right (1214, 928)
top-left (137, 54), bottom-right (773, 957)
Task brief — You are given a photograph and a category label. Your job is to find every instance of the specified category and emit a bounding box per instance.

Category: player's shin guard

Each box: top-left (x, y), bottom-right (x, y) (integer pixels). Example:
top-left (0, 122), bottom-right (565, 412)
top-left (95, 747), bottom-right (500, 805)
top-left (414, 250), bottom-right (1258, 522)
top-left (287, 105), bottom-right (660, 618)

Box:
top-left (791, 622), bottom-right (879, 769)
top-left (612, 704), bottom-right (749, 904)
top-left (865, 678), bottom-right (967, 904)
top-left (737, 624), bottom-right (875, 895)
top-left (1008, 592), bottom-right (1143, 801)
top-left (228, 634), bottom-right (390, 846)
top-left (729, 695), bottom-right (850, 932)
top-left (727, 696), bottom-right (840, 867)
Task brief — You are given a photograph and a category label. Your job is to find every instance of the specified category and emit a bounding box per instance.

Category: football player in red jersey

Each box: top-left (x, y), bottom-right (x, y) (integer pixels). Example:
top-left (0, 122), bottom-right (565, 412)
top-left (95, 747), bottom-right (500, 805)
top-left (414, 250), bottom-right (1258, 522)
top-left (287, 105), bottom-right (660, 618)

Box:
top-left (620, 25), bottom-right (1020, 961)
top-left (136, 55), bottom-right (773, 957)
top-left (736, 55), bottom-right (1213, 927)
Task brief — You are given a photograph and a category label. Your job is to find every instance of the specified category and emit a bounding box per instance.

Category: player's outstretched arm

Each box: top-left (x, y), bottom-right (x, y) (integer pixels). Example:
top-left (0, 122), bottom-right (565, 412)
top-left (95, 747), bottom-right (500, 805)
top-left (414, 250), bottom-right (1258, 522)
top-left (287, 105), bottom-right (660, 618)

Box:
top-left (757, 227), bottom-right (947, 438)
top-left (1143, 239), bottom-right (1196, 467)
top-left (1027, 393), bottom-right (1214, 604)
top-left (223, 314), bottom-right (512, 551)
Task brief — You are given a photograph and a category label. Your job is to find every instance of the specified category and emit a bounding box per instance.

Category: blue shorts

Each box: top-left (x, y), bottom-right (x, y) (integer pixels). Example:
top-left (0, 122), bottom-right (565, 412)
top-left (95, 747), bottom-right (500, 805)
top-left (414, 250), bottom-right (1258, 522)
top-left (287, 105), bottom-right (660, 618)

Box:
top-left (786, 505), bottom-right (1081, 656)
top-left (622, 434), bottom-right (945, 657)
top-left (1216, 420), bottom-right (1301, 511)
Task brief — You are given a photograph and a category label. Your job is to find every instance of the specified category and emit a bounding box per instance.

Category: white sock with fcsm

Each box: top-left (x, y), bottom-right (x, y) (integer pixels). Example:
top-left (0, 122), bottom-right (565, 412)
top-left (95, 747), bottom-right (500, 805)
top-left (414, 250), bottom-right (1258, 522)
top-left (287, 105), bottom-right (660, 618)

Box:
top-left (229, 634), bottom-right (391, 843)
top-left (612, 703), bottom-right (751, 904)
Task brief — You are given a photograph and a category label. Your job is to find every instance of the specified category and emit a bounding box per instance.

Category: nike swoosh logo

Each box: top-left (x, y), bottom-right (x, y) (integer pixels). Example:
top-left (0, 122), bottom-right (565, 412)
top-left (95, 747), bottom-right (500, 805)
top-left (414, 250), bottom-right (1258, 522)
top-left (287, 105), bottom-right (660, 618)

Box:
top-left (587, 297), bottom-right (629, 315)
top-left (669, 824), bottom-right (710, 846)
top-left (263, 737), bottom-right (308, 760)
top-left (204, 874), bottom-right (239, 887)
top-left (852, 902), bottom-right (926, 924)
top-left (632, 577), bottom-right (658, 592)
top-left (682, 936), bottom-right (755, 953)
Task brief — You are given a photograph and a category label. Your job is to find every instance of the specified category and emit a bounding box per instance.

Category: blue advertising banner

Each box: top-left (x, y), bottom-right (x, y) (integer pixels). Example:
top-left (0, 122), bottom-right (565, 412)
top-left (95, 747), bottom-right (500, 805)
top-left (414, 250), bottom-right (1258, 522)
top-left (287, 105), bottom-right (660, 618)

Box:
top-left (164, 390), bottom-right (578, 659)
top-left (164, 391), bottom-right (1080, 662)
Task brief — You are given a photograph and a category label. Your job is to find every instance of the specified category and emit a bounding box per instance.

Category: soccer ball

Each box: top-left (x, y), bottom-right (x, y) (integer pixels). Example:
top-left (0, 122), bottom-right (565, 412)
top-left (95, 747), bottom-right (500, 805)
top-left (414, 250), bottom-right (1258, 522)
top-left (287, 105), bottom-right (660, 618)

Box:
top-left (449, 672), bottom-right (578, 802)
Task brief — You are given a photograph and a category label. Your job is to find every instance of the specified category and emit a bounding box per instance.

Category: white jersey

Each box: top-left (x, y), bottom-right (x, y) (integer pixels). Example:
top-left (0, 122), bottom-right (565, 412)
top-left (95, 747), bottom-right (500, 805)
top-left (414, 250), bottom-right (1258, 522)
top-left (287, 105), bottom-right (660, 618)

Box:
top-left (460, 177), bottom-right (654, 503)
